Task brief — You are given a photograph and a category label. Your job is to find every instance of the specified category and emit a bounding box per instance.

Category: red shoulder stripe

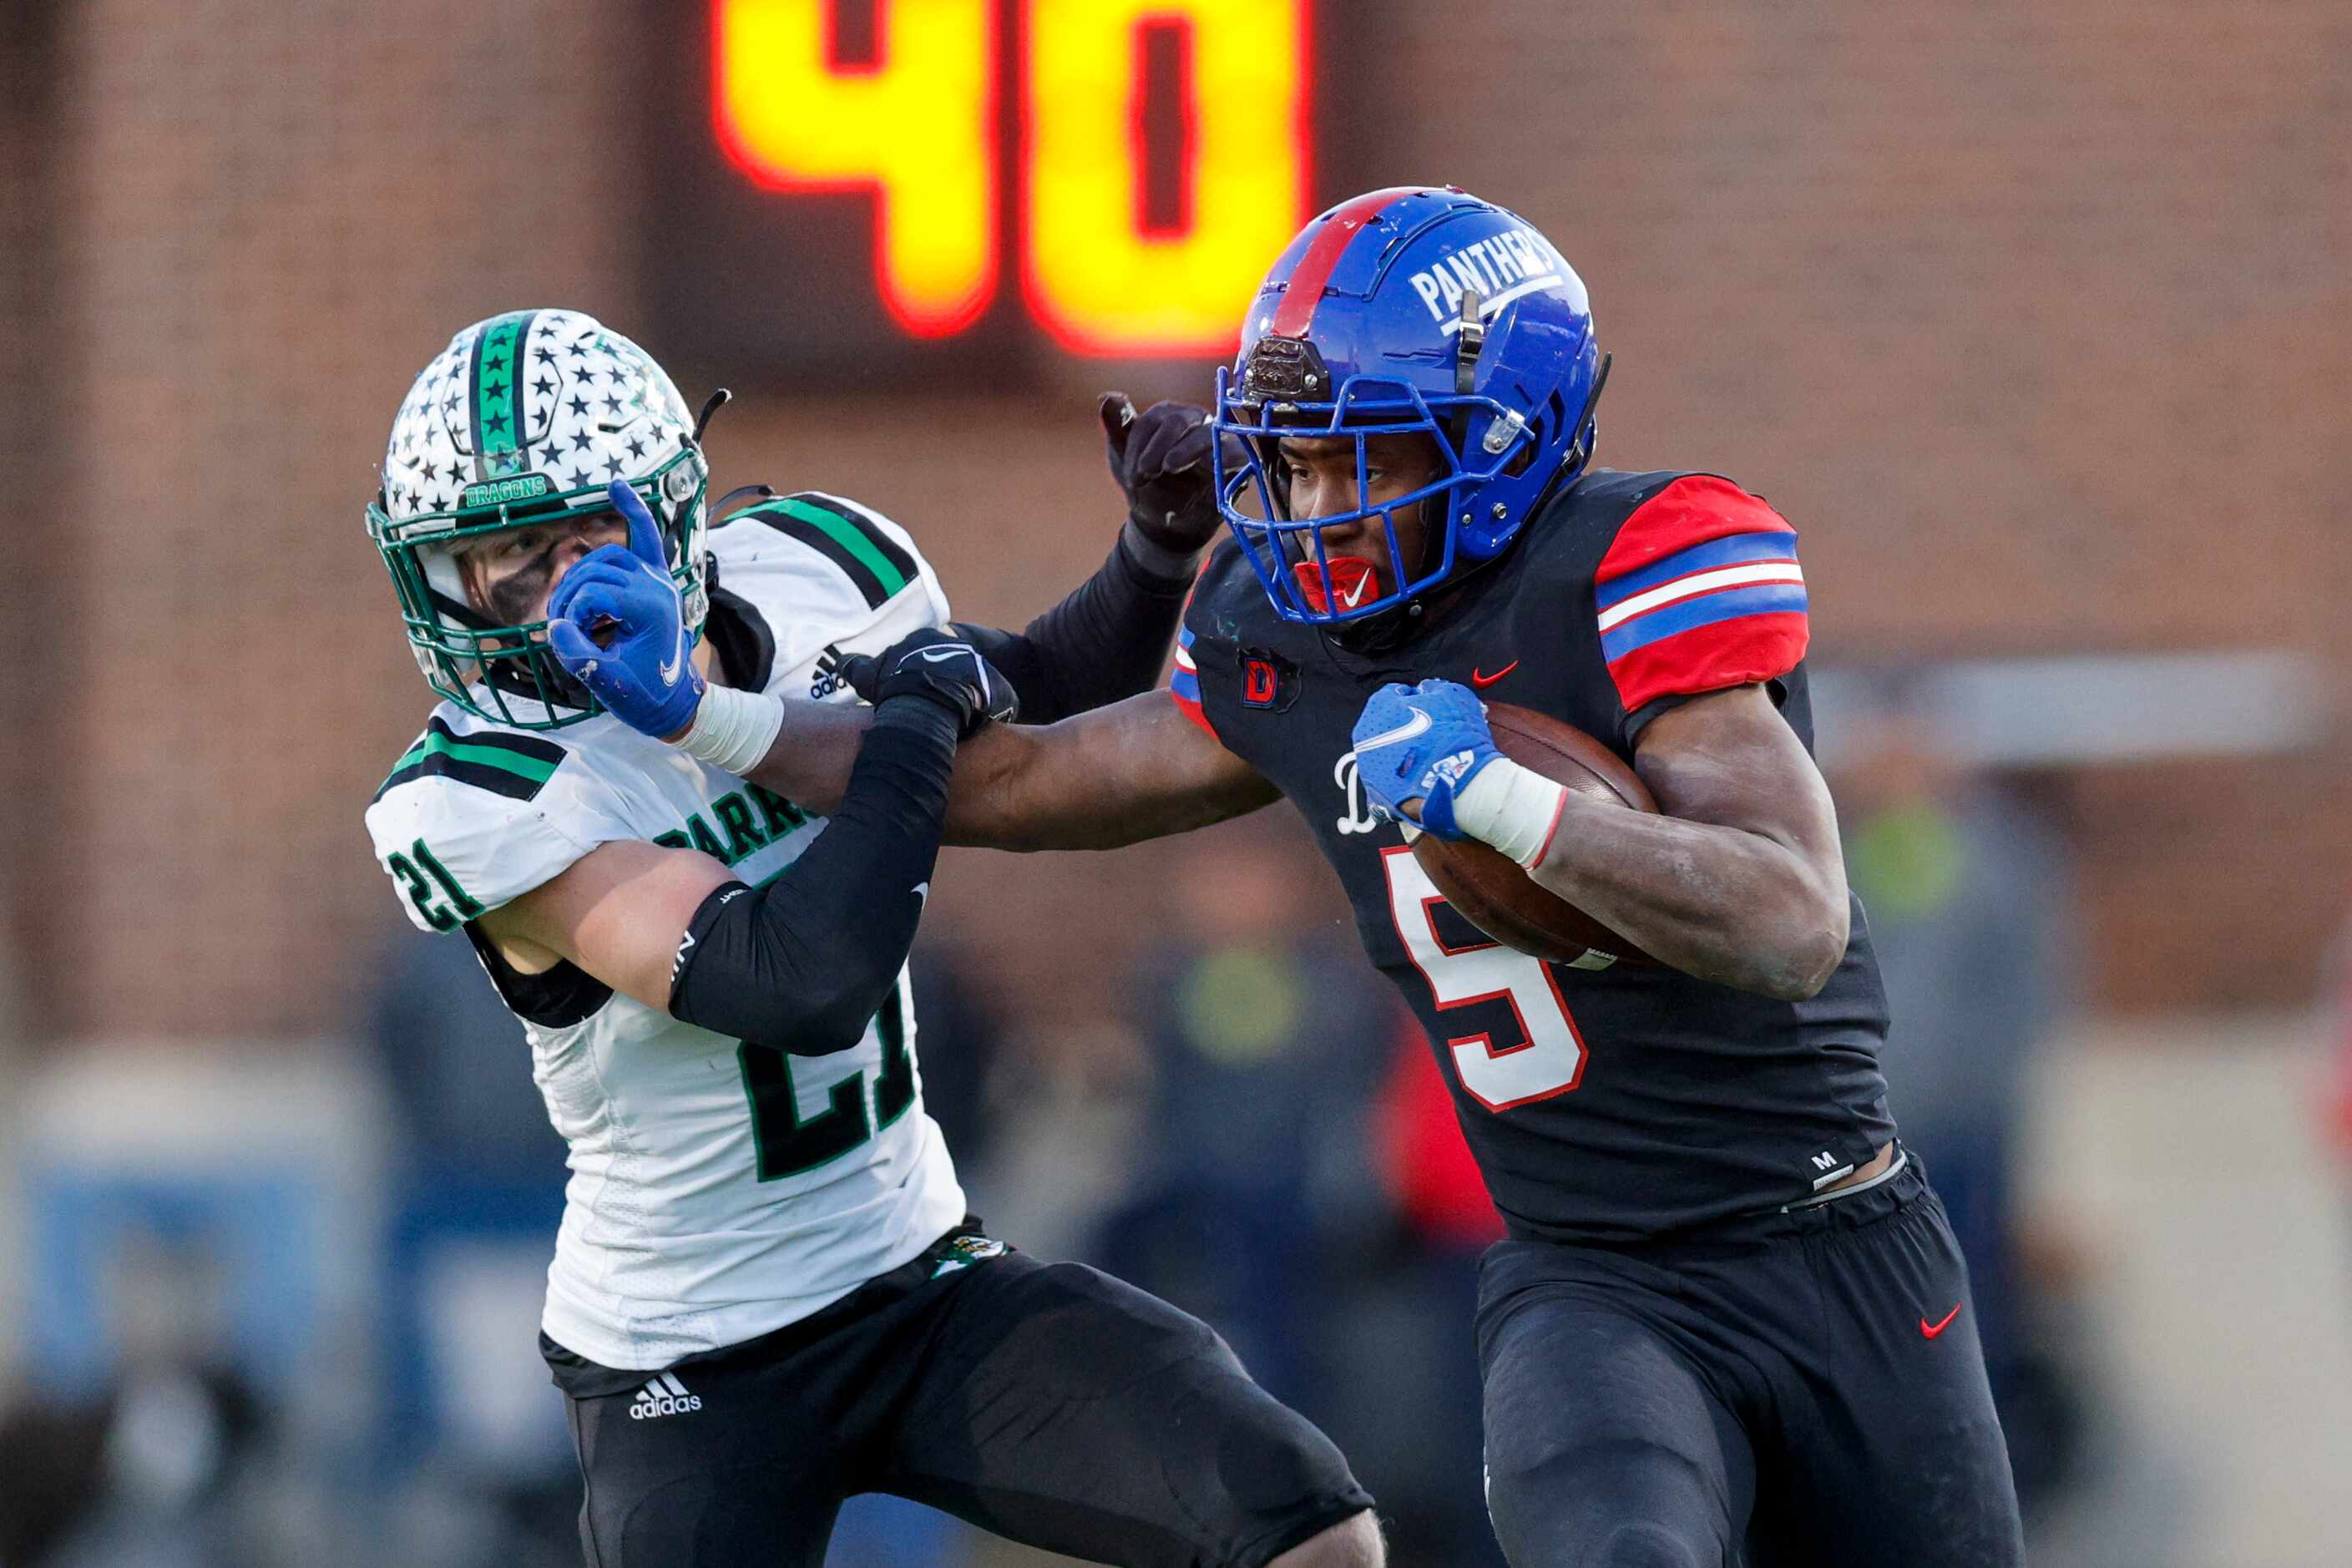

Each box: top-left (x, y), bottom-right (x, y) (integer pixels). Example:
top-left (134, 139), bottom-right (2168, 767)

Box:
top-left (1596, 476), bottom-right (1794, 589)
top-left (1596, 477), bottom-right (1809, 713)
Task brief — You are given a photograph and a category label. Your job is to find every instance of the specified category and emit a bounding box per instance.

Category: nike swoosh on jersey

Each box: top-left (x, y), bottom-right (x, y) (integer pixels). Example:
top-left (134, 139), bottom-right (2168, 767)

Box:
top-left (1470, 660), bottom-right (1520, 687)
top-left (1356, 708), bottom-right (1434, 752)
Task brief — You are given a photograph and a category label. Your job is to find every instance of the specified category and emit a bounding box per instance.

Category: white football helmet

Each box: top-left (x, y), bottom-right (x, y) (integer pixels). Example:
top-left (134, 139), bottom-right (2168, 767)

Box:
top-left (367, 309), bottom-right (711, 727)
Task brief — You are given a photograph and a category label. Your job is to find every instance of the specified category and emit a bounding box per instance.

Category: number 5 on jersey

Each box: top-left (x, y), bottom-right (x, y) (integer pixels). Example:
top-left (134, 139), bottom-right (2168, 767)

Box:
top-left (1382, 846), bottom-right (1587, 1110)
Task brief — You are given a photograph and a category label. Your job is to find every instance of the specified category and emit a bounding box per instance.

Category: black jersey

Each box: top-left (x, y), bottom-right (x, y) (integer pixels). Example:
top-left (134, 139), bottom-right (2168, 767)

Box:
top-left (1173, 468), bottom-right (1895, 1242)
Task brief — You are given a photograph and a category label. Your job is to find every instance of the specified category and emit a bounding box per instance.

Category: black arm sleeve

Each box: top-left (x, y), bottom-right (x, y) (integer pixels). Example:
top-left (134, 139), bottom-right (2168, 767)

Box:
top-left (952, 527), bottom-right (1192, 726)
top-left (666, 696), bottom-right (957, 1055)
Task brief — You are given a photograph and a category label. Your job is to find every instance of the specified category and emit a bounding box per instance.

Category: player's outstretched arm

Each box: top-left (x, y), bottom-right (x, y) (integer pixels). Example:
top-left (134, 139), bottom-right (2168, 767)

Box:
top-left (945, 396), bottom-right (1231, 724)
top-left (946, 688), bottom-right (1281, 849)
top-left (736, 688), bottom-right (1278, 852)
top-left (544, 483), bottom-right (1269, 853)
top-left (1354, 680), bottom-right (1848, 1000)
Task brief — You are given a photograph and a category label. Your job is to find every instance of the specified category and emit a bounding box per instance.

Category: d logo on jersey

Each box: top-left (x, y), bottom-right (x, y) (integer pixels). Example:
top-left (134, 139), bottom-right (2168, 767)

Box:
top-left (1333, 750), bottom-right (1383, 836)
top-left (1245, 659), bottom-right (1277, 706)
top-left (1239, 647), bottom-right (1299, 712)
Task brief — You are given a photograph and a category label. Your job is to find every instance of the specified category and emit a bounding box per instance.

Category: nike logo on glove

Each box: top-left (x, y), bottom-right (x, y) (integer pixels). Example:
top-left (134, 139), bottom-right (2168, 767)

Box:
top-left (1355, 708), bottom-right (1434, 752)
top-left (657, 625), bottom-right (686, 687)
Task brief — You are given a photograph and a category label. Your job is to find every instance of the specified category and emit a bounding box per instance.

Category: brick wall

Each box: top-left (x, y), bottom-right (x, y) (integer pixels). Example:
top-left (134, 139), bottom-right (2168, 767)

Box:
top-left (0, 4), bottom-right (63, 1034)
top-left (18, 0), bottom-right (2349, 1038)
top-left (47, 0), bottom-right (650, 1036)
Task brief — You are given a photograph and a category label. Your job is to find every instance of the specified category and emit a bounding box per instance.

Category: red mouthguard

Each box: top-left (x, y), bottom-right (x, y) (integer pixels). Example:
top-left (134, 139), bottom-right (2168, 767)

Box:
top-left (1294, 556), bottom-right (1379, 615)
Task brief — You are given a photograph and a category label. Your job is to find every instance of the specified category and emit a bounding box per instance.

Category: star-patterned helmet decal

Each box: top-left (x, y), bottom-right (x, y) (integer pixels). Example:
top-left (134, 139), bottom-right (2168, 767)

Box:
top-left (378, 310), bottom-right (696, 518)
top-left (368, 309), bottom-right (710, 731)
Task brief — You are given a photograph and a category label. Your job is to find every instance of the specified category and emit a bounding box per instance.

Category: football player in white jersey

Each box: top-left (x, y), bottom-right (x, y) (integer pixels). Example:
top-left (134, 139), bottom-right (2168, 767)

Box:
top-left (364, 310), bottom-right (1379, 1568)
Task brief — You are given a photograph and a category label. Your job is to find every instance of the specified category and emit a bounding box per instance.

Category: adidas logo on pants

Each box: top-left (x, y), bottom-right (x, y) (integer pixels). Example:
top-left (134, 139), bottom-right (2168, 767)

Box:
top-left (630, 1371), bottom-right (703, 1420)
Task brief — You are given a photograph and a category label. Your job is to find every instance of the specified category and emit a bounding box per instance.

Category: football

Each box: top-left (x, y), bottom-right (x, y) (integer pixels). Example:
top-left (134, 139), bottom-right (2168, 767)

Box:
top-left (1409, 703), bottom-right (1659, 965)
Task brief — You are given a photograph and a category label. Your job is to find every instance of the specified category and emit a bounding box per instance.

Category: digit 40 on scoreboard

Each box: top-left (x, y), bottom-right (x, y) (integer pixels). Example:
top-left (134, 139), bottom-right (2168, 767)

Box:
top-left (711, 0), bottom-right (1313, 357)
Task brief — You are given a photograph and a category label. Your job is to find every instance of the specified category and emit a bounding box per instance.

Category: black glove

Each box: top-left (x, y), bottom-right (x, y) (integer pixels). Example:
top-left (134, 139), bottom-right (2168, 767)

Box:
top-left (1099, 392), bottom-right (1240, 555)
top-left (840, 626), bottom-right (1019, 738)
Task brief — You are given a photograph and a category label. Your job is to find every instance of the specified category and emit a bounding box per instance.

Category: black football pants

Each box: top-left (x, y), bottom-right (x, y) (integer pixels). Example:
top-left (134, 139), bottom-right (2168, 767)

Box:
top-left (549, 1230), bottom-right (1373, 1567)
top-left (1476, 1157), bottom-right (2024, 1567)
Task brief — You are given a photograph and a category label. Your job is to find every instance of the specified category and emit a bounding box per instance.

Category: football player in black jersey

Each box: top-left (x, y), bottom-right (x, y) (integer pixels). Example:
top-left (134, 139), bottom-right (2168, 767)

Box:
top-left (579, 189), bottom-right (2026, 1566)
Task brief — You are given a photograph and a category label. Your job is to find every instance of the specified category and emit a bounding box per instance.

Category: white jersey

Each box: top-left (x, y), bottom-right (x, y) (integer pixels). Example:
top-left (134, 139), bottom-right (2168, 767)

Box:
top-left (365, 493), bottom-right (967, 1370)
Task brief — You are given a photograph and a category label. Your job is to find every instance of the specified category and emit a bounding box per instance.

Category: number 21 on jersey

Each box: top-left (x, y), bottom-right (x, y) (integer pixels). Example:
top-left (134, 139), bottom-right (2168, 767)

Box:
top-left (1381, 846), bottom-right (1587, 1110)
top-left (738, 979), bottom-right (917, 1180)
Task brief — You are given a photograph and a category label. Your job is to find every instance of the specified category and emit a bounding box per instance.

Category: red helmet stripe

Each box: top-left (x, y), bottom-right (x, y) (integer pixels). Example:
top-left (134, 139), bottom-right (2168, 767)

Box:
top-left (1267, 187), bottom-right (1425, 339)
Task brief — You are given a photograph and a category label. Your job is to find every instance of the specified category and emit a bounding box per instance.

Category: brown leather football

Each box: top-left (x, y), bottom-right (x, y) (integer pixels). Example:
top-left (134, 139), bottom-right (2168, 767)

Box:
top-left (1409, 702), bottom-right (1659, 965)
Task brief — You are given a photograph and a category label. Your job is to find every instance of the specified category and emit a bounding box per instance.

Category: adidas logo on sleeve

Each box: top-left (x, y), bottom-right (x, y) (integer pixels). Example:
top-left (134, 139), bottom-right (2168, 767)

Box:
top-left (629, 1371), bottom-right (703, 1420)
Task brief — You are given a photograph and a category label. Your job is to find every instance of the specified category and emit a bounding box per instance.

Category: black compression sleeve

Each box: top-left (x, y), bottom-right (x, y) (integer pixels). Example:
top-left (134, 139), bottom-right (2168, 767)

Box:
top-left (953, 527), bottom-right (1192, 726)
top-left (666, 696), bottom-right (957, 1054)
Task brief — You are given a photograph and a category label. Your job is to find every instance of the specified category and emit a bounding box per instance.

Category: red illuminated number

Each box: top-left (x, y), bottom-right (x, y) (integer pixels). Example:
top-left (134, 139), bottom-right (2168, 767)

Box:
top-left (1382, 846), bottom-right (1587, 1112)
top-left (713, 0), bottom-right (998, 337)
top-left (1022, 0), bottom-right (1311, 356)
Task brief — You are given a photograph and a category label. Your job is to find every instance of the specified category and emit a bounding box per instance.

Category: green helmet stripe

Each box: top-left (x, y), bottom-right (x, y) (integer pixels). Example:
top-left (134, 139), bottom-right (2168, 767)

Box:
top-left (469, 311), bottom-right (534, 482)
top-left (376, 309), bottom-right (709, 731)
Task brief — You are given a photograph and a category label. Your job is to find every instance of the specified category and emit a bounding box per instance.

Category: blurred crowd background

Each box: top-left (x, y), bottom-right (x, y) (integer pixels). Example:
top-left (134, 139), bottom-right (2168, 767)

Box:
top-left (3, 1), bottom-right (2349, 1564)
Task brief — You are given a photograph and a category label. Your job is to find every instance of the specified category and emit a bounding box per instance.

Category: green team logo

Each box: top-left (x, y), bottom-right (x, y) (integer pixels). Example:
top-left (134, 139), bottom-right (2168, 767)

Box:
top-left (931, 1234), bottom-right (1009, 1279)
top-left (461, 473), bottom-right (554, 509)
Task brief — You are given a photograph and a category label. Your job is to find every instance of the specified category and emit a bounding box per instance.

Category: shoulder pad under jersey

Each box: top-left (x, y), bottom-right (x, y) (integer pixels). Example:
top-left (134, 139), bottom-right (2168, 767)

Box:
top-left (364, 711), bottom-right (633, 933)
top-left (707, 492), bottom-right (953, 689)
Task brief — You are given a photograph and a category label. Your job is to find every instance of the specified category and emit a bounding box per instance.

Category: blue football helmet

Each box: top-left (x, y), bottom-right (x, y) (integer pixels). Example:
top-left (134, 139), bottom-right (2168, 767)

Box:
top-left (1211, 186), bottom-right (1606, 625)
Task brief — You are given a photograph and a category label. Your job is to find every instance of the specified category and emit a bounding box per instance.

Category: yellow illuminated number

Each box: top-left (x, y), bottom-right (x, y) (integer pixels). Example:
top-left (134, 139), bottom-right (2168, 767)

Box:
top-left (1022, 0), bottom-right (1309, 357)
top-left (713, 0), bottom-right (997, 337)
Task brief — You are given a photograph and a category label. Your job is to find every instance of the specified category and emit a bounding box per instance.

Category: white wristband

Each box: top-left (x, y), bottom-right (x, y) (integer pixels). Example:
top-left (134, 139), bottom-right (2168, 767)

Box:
top-left (672, 684), bottom-right (786, 777)
top-left (1447, 756), bottom-right (1569, 868)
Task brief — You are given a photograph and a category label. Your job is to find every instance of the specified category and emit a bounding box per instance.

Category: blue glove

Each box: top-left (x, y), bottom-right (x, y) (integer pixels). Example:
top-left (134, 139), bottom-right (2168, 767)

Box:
top-left (1349, 678), bottom-right (1504, 839)
top-left (546, 482), bottom-right (706, 737)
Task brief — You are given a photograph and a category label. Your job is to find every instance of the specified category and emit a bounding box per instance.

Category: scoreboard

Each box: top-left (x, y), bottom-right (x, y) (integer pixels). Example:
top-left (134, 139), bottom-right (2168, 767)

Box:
top-left (653, 0), bottom-right (1333, 379)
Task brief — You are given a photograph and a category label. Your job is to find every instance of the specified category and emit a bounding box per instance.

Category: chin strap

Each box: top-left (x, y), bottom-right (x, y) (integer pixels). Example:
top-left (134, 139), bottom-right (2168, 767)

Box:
top-left (1564, 352), bottom-right (1611, 472)
top-left (711, 483), bottom-right (777, 523)
top-left (1449, 278), bottom-right (1487, 459)
top-left (692, 387), bottom-right (732, 443)
top-left (1454, 280), bottom-right (1486, 394)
